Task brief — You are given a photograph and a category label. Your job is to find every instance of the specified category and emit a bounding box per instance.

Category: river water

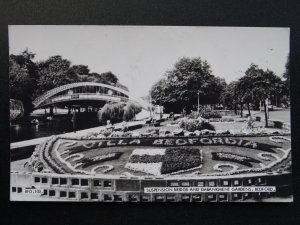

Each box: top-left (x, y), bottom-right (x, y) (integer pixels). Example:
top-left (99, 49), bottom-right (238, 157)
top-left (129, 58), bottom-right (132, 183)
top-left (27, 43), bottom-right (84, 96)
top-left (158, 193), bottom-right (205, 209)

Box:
top-left (10, 113), bottom-right (100, 143)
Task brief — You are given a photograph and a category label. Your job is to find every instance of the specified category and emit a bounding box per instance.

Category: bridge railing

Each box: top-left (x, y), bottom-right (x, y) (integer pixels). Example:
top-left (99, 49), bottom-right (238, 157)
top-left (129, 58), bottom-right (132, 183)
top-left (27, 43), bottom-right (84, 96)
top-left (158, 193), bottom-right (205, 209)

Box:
top-left (33, 82), bottom-right (152, 110)
top-left (38, 93), bottom-right (129, 108)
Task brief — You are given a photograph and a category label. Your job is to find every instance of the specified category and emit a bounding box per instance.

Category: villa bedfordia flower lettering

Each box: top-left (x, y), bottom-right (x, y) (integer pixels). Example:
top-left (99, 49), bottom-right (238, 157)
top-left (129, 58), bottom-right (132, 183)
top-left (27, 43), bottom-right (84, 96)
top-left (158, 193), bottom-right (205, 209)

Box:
top-left (64, 137), bottom-right (276, 153)
top-left (150, 137), bottom-right (276, 152)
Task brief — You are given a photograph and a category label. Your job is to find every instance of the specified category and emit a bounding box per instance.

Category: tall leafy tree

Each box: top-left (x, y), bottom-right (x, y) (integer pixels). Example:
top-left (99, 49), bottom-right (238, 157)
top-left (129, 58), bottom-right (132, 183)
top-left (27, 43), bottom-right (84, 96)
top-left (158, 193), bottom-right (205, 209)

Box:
top-left (97, 71), bottom-right (119, 84)
top-left (222, 81), bottom-right (239, 114)
top-left (10, 99), bottom-right (24, 121)
top-left (236, 65), bottom-right (265, 117)
top-left (123, 102), bottom-right (142, 121)
top-left (97, 103), bottom-right (125, 124)
top-left (150, 57), bottom-right (225, 113)
top-left (87, 71), bottom-right (128, 90)
top-left (237, 64), bottom-right (284, 127)
top-left (69, 65), bottom-right (90, 76)
top-left (36, 56), bottom-right (73, 95)
top-left (9, 50), bottom-right (38, 115)
top-left (150, 78), bottom-right (168, 105)
top-left (67, 64), bottom-right (90, 82)
top-left (282, 54), bottom-right (290, 98)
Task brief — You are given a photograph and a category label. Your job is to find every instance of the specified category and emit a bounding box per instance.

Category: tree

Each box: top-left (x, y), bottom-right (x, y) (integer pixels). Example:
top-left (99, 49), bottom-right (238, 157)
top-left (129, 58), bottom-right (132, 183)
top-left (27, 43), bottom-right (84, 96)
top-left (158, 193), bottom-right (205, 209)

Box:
top-left (281, 54), bottom-right (290, 107)
top-left (235, 65), bottom-right (265, 117)
top-left (91, 71), bottom-right (118, 85)
top-left (237, 64), bottom-right (284, 127)
top-left (233, 81), bottom-right (246, 117)
top-left (150, 78), bottom-right (168, 106)
top-left (9, 50), bottom-right (38, 115)
top-left (87, 71), bottom-right (129, 90)
top-left (36, 56), bottom-right (73, 95)
top-left (100, 71), bottom-right (118, 84)
top-left (123, 102), bottom-right (142, 121)
top-left (97, 103), bottom-right (125, 124)
top-left (67, 64), bottom-right (90, 82)
top-left (10, 99), bottom-right (24, 121)
top-left (210, 76), bottom-right (227, 107)
top-left (116, 82), bottom-right (129, 91)
top-left (69, 65), bottom-right (90, 76)
top-left (150, 57), bottom-right (225, 113)
top-left (222, 81), bottom-right (239, 114)
top-left (283, 54), bottom-right (290, 92)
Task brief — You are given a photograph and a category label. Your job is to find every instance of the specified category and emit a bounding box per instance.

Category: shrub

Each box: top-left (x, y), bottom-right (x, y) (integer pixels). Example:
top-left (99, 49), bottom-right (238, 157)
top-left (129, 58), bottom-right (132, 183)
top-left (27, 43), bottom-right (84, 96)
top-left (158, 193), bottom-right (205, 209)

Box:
top-left (221, 117), bottom-right (234, 122)
top-left (209, 117), bottom-right (234, 122)
top-left (97, 103), bottom-right (125, 124)
top-left (201, 111), bottom-right (222, 119)
top-left (273, 121), bottom-right (284, 129)
top-left (123, 102), bottom-right (142, 121)
top-left (178, 118), bottom-right (215, 132)
top-left (146, 128), bottom-right (160, 134)
top-left (103, 129), bottom-right (112, 137)
top-left (10, 99), bottom-right (24, 121)
top-left (188, 111), bottom-right (202, 119)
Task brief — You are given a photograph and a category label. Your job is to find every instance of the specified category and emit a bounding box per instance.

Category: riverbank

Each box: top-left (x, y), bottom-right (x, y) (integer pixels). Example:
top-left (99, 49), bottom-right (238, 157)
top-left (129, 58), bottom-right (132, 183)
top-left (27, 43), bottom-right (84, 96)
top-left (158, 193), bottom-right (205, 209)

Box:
top-left (10, 120), bottom-right (146, 149)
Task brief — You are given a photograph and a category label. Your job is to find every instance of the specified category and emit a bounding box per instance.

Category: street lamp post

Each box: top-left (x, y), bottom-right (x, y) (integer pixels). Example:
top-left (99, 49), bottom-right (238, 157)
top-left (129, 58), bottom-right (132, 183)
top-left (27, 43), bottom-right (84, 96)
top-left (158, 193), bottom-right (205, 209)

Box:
top-left (197, 92), bottom-right (200, 112)
top-left (160, 92), bottom-right (163, 119)
top-left (149, 95), bottom-right (152, 118)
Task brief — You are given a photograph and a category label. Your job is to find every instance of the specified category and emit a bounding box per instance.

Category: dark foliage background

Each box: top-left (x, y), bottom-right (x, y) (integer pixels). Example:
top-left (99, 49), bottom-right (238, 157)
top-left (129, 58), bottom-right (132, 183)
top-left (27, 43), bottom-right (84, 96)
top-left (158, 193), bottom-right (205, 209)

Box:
top-left (0, 1), bottom-right (300, 225)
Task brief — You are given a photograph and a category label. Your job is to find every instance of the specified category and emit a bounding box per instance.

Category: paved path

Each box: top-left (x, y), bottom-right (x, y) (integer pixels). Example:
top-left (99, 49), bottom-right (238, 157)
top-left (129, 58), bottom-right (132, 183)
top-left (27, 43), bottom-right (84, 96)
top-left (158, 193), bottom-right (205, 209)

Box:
top-left (10, 120), bottom-right (145, 149)
top-left (252, 109), bottom-right (290, 123)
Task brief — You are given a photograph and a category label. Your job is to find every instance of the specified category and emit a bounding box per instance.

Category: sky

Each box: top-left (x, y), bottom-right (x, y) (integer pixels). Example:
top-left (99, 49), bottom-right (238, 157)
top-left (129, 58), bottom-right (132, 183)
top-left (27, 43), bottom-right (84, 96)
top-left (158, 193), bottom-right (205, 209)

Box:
top-left (9, 26), bottom-right (289, 98)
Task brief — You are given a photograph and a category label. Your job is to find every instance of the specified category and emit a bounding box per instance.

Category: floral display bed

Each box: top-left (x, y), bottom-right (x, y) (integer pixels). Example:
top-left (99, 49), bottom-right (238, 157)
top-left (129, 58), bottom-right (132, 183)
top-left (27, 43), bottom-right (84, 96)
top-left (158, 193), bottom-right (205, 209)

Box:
top-left (125, 148), bottom-right (202, 175)
top-left (25, 135), bottom-right (291, 177)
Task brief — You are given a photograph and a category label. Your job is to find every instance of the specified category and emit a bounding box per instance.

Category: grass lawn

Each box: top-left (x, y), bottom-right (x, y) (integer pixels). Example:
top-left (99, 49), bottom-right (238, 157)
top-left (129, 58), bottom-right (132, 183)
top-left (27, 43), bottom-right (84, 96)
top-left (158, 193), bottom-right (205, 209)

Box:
top-left (134, 117), bottom-right (269, 133)
top-left (134, 120), bottom-right (179, 133)
top-left (253, 108), bottom-right (291, 123)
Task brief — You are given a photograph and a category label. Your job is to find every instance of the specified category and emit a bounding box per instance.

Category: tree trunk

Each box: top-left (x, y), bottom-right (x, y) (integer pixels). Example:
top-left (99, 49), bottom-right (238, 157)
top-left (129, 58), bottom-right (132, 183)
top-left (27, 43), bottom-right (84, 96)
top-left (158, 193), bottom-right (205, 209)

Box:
top-left (234, 104), bottom-right (237, 115)
top-left (247, 103), bottom-right (251, 117)
top-left (240, 103), bottom-right (243, 118)
top-left (264, 101), bottom-right (268, 127)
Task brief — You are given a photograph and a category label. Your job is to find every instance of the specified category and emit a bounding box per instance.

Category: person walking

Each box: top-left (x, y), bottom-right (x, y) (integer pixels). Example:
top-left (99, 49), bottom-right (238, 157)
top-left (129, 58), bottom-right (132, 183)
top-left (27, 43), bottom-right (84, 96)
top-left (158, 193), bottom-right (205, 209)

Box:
top-left (121, 121), bottom-right (128, 132)
top-left (244, 116), bottom-right (255, 130)
top-left (71, 111), bottom-right (77, 133)
top-left (106, 120), bottom-right (114, 132)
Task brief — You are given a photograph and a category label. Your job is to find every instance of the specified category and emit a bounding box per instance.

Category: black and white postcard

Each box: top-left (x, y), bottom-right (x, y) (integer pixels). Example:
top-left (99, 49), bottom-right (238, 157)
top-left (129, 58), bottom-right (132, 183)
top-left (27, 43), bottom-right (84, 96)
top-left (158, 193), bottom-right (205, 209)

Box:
top-left (9, 26), bottom-right (291, 202)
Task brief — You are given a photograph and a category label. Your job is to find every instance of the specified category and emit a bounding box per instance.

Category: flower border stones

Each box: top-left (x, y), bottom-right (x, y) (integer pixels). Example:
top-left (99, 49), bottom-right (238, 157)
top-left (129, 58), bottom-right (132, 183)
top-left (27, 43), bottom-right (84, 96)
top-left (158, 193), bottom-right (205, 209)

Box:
top-left (213, 163), bottom-right (239, 173)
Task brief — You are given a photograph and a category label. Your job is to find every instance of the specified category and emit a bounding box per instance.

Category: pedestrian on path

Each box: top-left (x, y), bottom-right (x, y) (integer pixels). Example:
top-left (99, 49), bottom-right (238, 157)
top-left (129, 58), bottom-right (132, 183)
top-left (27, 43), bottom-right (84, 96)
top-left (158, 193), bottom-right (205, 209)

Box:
top-left (246, 116), bottom-right (255, 130)
top-left (71, 111), bottom-right (77, 133)
top-left (106, 120), bottom-right (114, 132)
top-left (121, 121), bottom-right (128, 132)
